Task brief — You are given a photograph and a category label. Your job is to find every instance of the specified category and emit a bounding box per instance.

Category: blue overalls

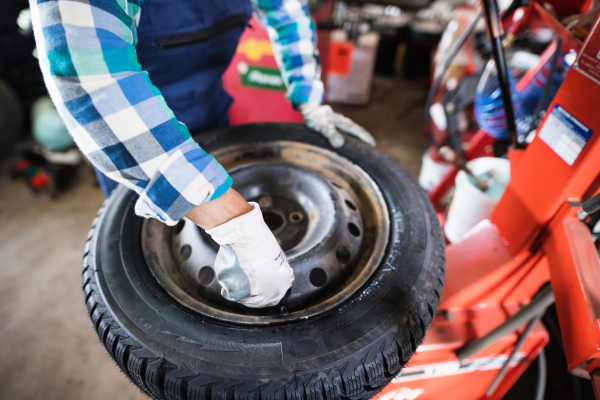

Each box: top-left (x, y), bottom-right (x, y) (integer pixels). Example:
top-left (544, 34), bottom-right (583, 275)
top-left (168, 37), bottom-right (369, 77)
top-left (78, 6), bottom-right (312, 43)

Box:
top-left (96, 0), bottom-right (253, 196)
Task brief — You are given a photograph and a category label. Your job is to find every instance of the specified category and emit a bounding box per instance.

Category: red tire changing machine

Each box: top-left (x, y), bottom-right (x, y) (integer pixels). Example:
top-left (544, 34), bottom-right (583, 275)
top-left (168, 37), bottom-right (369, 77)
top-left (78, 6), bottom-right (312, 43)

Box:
top-left (377, 2), bottom-right (600, 399)
top-left (222, 3), bottom-right (600, 398)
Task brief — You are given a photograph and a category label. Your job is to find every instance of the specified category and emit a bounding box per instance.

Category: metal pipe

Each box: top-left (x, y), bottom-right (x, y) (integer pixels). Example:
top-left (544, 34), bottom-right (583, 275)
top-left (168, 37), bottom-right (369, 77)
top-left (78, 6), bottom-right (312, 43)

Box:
top-left (455, 284), bottom-right (555, 361)
top-left (534, 349), bottom-right (547, 400)
top-left (424, 10), bottom-right (483, 149)
top-left (486, 314), bottom-right (542, 396)
top-left (481, 0), bottom-right (520, 148)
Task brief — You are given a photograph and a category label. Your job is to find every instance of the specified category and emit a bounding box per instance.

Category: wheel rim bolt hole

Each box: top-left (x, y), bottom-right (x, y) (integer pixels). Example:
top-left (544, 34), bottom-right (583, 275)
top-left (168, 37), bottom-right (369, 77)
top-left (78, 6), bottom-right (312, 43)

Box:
top-left (259, 196), bottom-right (272, 208)
top-left (179, 244), bottom-right (192, 261)
top-left (289, 211), bottom-right (303, 223)
top-left (310, 268), bottom-right (327, 287)
top-left (336, 246), bottom-right (351, 264)
top-left (347, 222), bottom-right (361, 237)
top-left (197, 266), bottom-right (214, 285)
top-left (345, 199), bottom-right (357, 211)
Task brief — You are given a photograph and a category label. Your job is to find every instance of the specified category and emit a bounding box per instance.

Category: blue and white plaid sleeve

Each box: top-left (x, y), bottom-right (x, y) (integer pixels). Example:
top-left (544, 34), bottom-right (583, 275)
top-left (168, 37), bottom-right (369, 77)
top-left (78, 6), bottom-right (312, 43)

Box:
top-left (30, 0), bottom-right (232, 226)
top-left (252, 0), bottom-right (325, 105)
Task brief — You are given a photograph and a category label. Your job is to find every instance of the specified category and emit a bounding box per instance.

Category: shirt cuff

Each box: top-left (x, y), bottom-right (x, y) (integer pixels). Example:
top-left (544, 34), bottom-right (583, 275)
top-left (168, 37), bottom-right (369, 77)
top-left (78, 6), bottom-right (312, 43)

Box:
top-left (134, 142), bottom-right (232, 226)
top-left (288, 78), bottom-right (325, 106)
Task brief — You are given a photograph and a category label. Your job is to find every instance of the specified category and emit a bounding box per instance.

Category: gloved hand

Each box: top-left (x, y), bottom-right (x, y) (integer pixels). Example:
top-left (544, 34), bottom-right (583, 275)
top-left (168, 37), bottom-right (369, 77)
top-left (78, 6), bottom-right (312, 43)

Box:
top-left (299, 103), bottom-right (376, 148)
top-left (206, 202), bottom-right (294, 308)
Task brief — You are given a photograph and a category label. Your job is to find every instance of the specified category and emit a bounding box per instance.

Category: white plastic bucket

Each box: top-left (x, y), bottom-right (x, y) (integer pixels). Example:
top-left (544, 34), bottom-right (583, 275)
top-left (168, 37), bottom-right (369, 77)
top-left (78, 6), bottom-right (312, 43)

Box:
top-left (444, 157), bottom-right (510, 243)
top-left (418, 148), bottom-right (453, 191)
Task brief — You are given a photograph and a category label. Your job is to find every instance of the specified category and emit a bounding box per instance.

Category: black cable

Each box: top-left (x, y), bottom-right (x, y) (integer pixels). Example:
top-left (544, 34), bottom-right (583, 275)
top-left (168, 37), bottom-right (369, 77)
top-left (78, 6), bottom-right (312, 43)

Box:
top-left (541, 306), bottom-right (585, 400)
top-left (482, 0), bottom-right (520, 149)
top-left (486, 314), bottom-right (542, 396)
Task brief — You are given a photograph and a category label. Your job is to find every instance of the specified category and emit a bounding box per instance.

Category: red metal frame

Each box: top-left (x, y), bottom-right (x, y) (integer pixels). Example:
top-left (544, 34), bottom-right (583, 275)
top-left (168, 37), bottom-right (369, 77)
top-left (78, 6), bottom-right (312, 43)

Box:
top-left (507, 2), bottom-right (582, 50)
top-left (376, 3), bottom-right (600, 400)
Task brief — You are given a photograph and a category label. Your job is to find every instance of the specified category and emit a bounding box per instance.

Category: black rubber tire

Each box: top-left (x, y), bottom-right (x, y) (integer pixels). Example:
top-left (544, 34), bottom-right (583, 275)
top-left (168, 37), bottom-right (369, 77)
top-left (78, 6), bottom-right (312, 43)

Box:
top-left (82, 123), bottom-right (445, 400)
top-left (0, 79), bottom-right (23, 160)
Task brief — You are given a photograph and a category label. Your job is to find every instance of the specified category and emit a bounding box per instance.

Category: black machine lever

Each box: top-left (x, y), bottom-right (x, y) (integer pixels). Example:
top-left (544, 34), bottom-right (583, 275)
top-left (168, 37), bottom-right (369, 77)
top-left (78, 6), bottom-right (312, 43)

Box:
top-left (583, 192), bottom-right (600, 215)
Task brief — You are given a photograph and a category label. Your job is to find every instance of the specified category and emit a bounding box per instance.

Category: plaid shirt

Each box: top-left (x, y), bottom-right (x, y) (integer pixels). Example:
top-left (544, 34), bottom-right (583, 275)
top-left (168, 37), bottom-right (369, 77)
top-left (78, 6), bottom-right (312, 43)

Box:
top-left (30, 0), bottom-right (324, 225)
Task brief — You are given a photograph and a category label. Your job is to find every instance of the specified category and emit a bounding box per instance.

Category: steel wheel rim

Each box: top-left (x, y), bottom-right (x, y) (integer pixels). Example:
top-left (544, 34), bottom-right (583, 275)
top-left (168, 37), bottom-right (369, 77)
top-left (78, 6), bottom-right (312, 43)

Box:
top-left (142, 140), bottom-right (390, 324)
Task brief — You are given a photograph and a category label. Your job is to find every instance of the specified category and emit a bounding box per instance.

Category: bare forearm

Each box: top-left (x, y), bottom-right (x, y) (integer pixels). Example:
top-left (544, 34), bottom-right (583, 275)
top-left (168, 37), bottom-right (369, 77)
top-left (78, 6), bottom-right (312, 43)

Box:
top-left (186, 188), bottom-right (253, 230)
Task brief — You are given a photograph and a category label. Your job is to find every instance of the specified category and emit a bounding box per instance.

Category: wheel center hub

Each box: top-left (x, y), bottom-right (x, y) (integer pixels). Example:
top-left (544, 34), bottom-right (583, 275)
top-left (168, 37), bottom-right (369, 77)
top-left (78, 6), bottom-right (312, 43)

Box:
top-left (255, 195), bottom-right (307, 251)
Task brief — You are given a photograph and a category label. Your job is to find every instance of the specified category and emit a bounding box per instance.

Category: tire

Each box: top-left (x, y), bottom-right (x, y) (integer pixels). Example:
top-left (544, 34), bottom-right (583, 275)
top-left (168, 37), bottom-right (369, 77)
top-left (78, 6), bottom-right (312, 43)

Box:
top-left (82, 123), bottom-right (445, 400)
top-left (0, 79), bottom-right (23, 160)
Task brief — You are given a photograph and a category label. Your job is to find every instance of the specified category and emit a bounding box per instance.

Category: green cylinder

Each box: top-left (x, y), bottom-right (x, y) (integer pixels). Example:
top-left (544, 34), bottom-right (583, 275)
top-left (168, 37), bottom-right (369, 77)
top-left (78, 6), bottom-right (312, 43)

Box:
top-left (32, 96), bottom-right (75, 151)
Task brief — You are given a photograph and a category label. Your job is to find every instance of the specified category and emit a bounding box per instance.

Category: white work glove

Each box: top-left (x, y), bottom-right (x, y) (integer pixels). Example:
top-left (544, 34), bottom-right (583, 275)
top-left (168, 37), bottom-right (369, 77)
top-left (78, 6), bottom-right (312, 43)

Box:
top-left (299, 103), bottom-right (376, 148)
top-left (206, 202), bottom-right (294, 308)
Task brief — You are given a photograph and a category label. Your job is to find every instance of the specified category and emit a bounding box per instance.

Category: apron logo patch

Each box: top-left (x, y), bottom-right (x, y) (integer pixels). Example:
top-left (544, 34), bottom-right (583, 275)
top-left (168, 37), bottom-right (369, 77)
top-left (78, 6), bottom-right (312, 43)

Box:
top-left (237, 62), bottom-right (286, 91)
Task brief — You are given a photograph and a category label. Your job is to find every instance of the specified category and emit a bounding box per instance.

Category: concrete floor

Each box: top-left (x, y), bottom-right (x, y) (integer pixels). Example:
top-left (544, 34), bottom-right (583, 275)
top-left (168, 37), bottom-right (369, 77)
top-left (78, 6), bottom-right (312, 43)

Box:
top-left (0, 75), bottom-right (429, 400)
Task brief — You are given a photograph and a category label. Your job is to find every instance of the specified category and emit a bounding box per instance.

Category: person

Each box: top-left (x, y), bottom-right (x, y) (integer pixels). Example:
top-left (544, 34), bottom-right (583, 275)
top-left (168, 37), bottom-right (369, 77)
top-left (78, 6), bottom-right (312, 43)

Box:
top-left (30, 0), bottom-right (375, 308)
